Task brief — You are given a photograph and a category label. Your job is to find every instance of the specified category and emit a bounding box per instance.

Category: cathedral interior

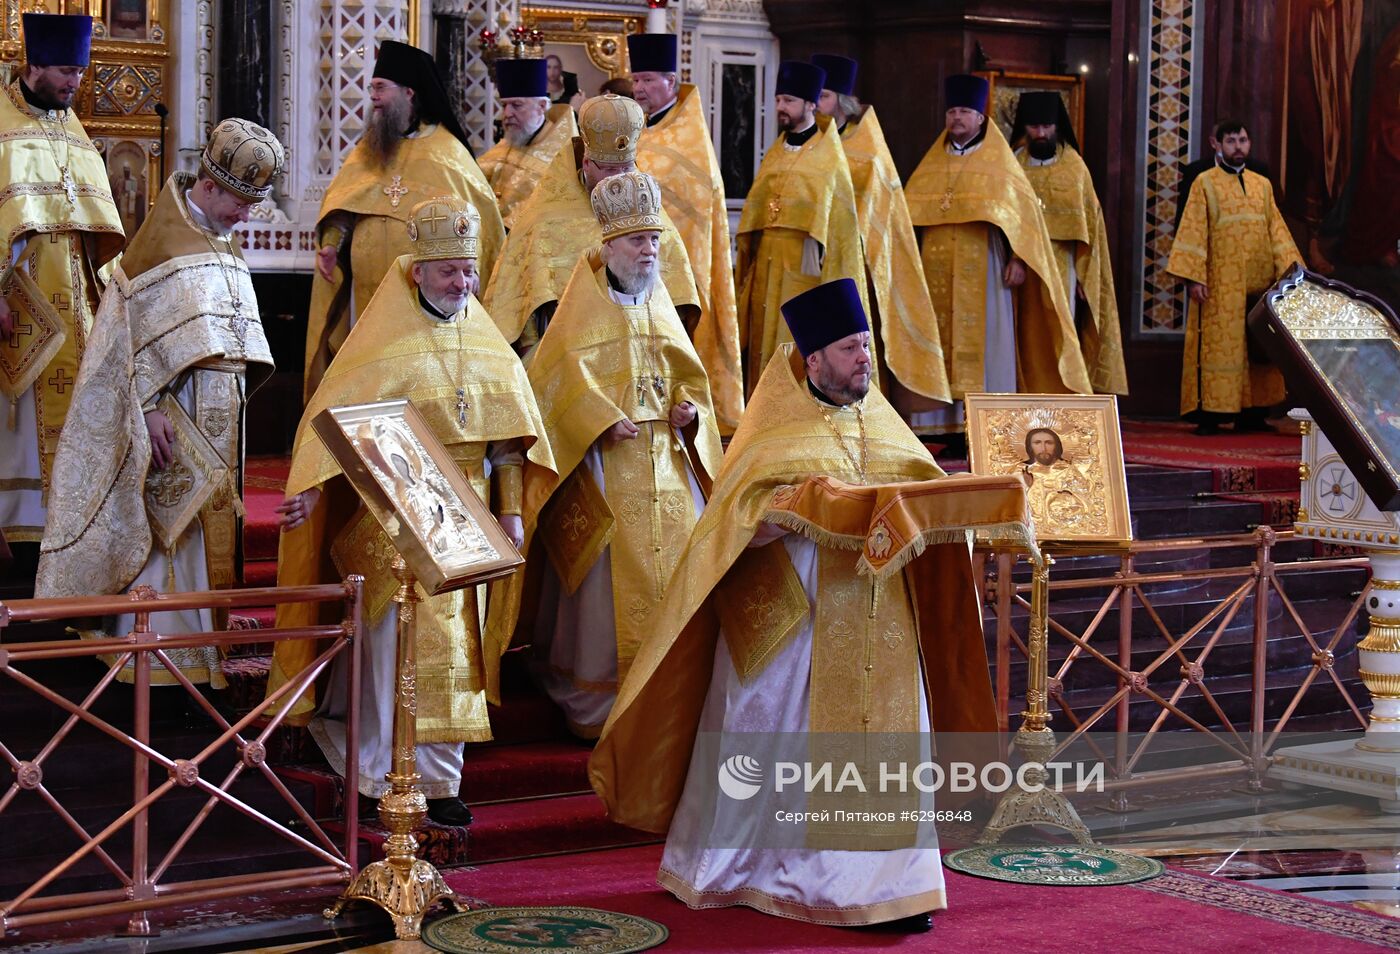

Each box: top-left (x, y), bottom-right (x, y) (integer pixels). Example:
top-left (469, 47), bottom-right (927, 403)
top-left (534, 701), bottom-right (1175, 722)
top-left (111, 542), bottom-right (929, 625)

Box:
top-left (1, 1), bottom-right (1399, 952)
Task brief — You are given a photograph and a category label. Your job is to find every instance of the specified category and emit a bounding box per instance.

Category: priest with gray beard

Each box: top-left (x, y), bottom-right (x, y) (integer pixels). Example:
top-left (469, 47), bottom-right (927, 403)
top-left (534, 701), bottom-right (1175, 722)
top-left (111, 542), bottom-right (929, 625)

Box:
top-left (302, 39), bottom-right (505, 399)
top-left (477, 58), bottom-right (579, 230)
top-left (521, 172), bottom-right (724, 739)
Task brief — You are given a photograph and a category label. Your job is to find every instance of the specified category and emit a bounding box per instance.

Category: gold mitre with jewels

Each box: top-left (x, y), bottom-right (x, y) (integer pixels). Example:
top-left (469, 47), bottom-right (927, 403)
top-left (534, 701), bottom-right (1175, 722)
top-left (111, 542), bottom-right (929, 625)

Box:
top-left (578, 93), bottom-right (645, 164)
top-left (590, 171), bottom-right (663, 241)
top-left (201, 118), bottom-right (285, 201)
top-left (406, 196), bottom-right (481, 262)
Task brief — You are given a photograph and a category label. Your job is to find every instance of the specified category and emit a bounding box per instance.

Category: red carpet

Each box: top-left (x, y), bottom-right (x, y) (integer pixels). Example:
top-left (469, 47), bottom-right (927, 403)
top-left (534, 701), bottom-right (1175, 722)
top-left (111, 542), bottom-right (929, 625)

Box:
top-left (447, 844), bottom-right (1399, 953)
top-left (244, 455), bottom-right (291, 566)
top-left (1120, 419), bottom-right (1301, 526)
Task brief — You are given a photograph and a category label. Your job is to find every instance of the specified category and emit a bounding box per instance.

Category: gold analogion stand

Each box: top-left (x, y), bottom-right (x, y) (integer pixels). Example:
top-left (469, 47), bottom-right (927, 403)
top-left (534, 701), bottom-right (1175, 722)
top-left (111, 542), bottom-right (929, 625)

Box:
top-left (324, 555), bottom-right (468, 937)
top-left (978, 554), bottom-right (1093, 844)
top-left (312, 398), bottom-right (526, 938)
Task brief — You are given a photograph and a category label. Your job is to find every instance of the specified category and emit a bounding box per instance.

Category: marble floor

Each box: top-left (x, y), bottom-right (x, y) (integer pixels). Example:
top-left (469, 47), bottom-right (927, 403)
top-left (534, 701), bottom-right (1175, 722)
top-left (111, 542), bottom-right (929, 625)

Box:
top-left (1075, 774), bottom-right (1400, 914)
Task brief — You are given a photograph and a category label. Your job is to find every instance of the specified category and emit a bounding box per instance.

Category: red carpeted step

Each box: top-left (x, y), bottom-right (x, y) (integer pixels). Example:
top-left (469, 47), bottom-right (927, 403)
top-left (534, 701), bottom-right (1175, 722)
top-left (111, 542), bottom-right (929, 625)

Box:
top-left (277, 763), bottom-right (345, 818)
top-left (243, 456), bottom-right (290, 562)
top-left (461, 741), bottom-right (593, 802)
top-left (467, 793), bottom-right (658, 863)
top-left (242, 559), bottom-right (279, 588)
top-left (1120, 418), bottom-right (1302, 528)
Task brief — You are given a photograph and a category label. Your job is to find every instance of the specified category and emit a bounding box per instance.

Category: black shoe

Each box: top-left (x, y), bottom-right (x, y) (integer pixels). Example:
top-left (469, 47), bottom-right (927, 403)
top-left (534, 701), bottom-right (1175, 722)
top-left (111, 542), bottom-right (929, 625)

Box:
top-left (426, 797), bottom-right (474, 827)
top-left (1193, 421), bottom-right (1222, 436)
top-left (1234, 416), bottom-right (1278, 434)
top-left (865, 912), bottom-right (932, 933)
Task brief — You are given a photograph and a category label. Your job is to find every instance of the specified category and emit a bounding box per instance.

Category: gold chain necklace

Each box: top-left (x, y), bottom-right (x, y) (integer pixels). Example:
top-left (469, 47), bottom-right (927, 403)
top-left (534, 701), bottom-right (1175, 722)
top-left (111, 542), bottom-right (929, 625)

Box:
top-left (817, 399), bottom-right (868, 483)
top-left (940, 137), bottom-right (977, 212)
top-left (200, 228), bottom-right (248, 350)
top-left (38, 109), bottom-right (77, 204)
top-left (632, 295), bottom-right (666, 408)
top-left (450, 305), bottom-right (468, 427)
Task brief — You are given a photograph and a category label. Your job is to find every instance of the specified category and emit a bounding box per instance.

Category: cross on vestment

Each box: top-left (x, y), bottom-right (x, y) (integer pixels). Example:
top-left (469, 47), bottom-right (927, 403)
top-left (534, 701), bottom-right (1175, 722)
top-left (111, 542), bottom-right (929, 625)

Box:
top-left (383, 175), bottom-right (409, 209)
top-left (50, 291), bottom-right (69, 311)
top-left (47, 368), bottom-right (74, 393)
top-left (421, 206), bottom-right (449, 230)
top-left (562, 504), bottom-right (588, 541)
top-left (6, 321), bottom-right (33, 348)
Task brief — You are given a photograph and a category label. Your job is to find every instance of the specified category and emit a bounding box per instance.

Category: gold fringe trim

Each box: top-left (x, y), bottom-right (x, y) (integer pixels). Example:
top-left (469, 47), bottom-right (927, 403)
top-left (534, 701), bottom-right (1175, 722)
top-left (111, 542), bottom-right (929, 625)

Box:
top-left (759, 509), bottom-right (865, 551)
top-left (858, 520), bottom-right (1041, 580)
top-left (761, 509), bottom-right (1039, 580)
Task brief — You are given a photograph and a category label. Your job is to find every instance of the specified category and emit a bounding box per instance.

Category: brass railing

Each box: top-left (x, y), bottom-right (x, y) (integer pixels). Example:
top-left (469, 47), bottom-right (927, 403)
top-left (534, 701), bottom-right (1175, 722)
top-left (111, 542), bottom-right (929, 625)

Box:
top-left (979, 528), bottom-right (1372, 794)
top-left (0, 579), bottom-right (363, 934)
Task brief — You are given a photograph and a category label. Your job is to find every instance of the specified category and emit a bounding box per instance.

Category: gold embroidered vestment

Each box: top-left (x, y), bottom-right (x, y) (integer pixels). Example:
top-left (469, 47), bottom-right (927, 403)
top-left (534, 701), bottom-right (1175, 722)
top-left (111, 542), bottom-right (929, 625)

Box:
top-left (1016, 143), bottom-right (1128, 395)
top-left (303, 125), bottom-right (505, 400)
top-left (905, 124), bottom-right (1090, 400)
top-left (735, 115), bottom-right (866, 395)
top-left (35, 174), bottom-right (271, 684)
top-left (269, 256), bottom-right (554, 740)
top-left (520, 251), bottom-right (723, 700)
top-left (636, 84), bottom-right (744, 433)
top-left (0, 81), bottom-right (125, 539)
top-left (477, 104), bottom-right (579, 230)
top-left (1167, 166), bottom-right (1301, 415)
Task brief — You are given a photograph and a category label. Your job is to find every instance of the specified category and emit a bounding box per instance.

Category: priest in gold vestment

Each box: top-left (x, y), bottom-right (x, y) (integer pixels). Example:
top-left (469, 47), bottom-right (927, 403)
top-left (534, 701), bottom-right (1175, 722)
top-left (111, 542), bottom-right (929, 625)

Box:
top-left (269, 197), bottom-right (554, 826)
top-left (0, 13), bottom-right (124, 546)
top-left (484, 93), bottom-right (700, 359)
top-left (590, 279), bottom-right (1020, 930)
top-left (35, 120), bottom-right (284, 687)
top-left (905, 74), bottom-right (1089, 437)
top-left (628, 33), bottom-right (744, 434)
top-left (476, 59), bottom-right (579, 230)
top-left (736, 61), bottom-right (865, 397)
top-left (1167, 120), bottom-right (1302, 434)
top-left (523, 172), bottom-right (722, 739)
top-left (303, 40), bottom-right (505, 400)
top-left (812, 53), bottom-right (952, 414)
top-left (1013, 91), bottom-right (1128, 396)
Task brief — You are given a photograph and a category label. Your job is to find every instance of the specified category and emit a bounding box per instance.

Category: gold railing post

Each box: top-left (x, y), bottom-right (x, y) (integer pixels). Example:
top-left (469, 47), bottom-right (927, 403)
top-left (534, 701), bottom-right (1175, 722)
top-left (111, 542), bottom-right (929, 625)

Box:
top-left (1112, 551), bottom-right (1132, 812)
top-left (1249, 527), bottom-right (1275, 789)
top-left (978, 553), bottom-right (1092, 845)
top-left (995, 552), bottom-right (1015, 737)
top-left (324, 556), bottom-right (463, 939)
top-left (122, 594), bottom-right (156, 937)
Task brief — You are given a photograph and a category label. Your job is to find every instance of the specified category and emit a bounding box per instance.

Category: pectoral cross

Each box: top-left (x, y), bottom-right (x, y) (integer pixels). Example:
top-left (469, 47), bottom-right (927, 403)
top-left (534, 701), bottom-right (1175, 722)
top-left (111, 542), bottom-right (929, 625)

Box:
top-left (6, 321), bottom-right (32, 348)
top-left (940, 188), bottom-right (953, 212)
top-left (455, 387), bottom-right (468, 425)
top-left (767, 197), bottom-right (781, 223)
top-left (60, 168), bottom-right (76, 205)
top-left (383, 175), bottom-right (409, 209)
top-left (227, 308), bottom-right (249, 347)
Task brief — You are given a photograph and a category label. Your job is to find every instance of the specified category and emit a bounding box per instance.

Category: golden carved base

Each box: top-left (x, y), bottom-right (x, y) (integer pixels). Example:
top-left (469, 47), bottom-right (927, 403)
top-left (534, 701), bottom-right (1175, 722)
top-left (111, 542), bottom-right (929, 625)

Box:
top-left (324, 857), bottom-right (468, 940)
top-left (976, 727), bottom-right (1093, 846)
